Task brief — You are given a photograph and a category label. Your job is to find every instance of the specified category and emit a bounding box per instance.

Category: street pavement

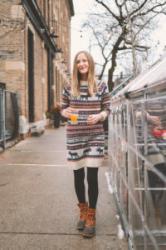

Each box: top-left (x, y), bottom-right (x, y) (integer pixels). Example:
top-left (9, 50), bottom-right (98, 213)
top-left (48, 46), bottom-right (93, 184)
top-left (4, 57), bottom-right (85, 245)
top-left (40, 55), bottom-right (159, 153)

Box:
top-left (0, 126), bottom-right (127, 250)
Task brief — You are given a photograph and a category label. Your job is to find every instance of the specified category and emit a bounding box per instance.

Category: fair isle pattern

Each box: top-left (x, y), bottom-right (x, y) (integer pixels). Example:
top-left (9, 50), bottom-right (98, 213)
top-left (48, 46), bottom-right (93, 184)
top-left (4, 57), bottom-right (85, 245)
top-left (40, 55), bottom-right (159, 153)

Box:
top-left (62, 81), bottom-right (110, 170)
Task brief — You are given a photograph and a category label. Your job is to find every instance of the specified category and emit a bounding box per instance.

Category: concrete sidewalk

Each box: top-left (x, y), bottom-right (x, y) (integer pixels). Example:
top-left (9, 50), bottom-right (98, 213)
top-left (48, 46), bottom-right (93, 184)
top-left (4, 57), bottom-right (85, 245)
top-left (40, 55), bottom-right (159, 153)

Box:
top-left (0, 127), bottom-right (127, 250)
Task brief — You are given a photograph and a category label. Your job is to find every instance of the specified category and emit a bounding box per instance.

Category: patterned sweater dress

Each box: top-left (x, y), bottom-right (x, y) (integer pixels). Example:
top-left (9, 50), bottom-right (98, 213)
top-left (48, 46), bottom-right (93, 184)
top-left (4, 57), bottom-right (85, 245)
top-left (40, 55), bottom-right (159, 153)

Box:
top-left (61, 81), bottom-right (110, 170)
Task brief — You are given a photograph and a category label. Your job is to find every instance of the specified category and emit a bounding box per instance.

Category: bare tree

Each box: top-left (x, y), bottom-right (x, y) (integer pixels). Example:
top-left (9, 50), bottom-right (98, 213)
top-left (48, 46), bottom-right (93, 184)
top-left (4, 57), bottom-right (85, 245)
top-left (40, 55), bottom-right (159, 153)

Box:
top-left (83, 0), bottom-right (166, 91)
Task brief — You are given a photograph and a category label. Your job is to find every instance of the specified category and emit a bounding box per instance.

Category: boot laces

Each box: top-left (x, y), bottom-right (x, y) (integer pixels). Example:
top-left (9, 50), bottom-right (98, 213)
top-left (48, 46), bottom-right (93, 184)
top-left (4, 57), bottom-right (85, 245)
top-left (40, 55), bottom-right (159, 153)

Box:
top-left (78, 203), bottom-right (88, 220)
top-left (86, 210), bottom-right (95, 227)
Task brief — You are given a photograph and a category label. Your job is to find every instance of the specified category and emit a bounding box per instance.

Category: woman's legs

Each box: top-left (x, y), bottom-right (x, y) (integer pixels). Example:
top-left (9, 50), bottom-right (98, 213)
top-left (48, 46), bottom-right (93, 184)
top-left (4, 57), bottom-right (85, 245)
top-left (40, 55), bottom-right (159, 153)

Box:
top-left (73, 168), bottom-right (86, 203)
top-left (82, 167), bottom-right (98, 237)
top-left (74, 168), bottom-right (87, 230)
top-left (87, 167), bottom-right (99, 208)
top-left (73, 167), bottom-right (99, 236)
top-left (73, 167), bottom-right (99, 207)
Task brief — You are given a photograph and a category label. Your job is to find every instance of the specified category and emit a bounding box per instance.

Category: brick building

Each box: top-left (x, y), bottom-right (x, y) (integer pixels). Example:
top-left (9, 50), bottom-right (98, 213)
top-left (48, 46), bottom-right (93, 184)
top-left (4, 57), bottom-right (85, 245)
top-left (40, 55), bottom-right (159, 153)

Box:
top-left (0, 0), bottom-right (74, 139)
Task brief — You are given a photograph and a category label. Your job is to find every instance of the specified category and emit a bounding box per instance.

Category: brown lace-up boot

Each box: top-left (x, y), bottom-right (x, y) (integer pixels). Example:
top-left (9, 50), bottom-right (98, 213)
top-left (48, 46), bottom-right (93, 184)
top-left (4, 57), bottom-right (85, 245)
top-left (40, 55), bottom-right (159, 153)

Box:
top-left (77, 203), bottom-right (88, 230)
top-left (82, 208), bottom-right (96, 238)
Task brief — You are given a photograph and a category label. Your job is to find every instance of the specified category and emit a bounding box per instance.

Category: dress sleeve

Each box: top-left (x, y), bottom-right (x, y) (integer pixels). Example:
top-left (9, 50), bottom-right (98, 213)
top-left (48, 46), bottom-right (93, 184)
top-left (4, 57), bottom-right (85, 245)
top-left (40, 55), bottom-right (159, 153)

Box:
top-left (101, 82), bottom-right (111, 115)
top-left (61, 84), bottom-right (70, 110)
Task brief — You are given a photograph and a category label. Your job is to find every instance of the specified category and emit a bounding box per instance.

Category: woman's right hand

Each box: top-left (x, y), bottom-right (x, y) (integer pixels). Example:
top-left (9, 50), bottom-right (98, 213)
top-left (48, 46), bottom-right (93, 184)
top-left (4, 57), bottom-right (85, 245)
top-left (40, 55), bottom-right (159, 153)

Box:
top-left (61, 107), bottom-right (76, 119)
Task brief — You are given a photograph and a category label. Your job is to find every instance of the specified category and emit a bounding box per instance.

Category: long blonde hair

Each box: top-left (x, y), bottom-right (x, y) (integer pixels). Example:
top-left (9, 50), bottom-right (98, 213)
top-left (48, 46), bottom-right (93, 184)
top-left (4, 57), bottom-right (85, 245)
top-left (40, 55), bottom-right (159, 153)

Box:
top-left (71, 51), bottom-right (97, 97)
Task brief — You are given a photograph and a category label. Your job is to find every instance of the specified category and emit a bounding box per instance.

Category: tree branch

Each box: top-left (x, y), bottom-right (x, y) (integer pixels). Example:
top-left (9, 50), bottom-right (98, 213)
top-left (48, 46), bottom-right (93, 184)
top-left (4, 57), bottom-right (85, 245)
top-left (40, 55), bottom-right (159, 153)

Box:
top-left (132, 2), bottom-right (166, 20)
top-left (95, 0), bottom-right (120, 22)
top-left (129, 0), bottom-right (149, 18)
top-left (133, 12), bottom-right (160, 40)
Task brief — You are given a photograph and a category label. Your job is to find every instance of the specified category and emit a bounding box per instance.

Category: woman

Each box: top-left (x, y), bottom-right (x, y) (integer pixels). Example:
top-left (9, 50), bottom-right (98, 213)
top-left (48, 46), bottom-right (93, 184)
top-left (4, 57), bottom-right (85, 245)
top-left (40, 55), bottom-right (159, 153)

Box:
top-left (61, 51), bottom-right (110, 238)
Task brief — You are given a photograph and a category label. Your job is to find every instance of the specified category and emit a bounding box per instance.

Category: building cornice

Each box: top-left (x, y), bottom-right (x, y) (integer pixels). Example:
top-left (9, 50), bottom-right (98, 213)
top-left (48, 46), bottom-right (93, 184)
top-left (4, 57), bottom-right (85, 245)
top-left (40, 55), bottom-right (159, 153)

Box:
top-left (22, 0), bottom-right (57, 53)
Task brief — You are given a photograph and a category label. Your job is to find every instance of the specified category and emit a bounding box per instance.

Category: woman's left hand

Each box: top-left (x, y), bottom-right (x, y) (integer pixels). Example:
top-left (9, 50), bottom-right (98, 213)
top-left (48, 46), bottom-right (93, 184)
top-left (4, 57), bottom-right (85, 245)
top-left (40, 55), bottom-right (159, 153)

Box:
top-left (87, 114), bottom-right (102, 125)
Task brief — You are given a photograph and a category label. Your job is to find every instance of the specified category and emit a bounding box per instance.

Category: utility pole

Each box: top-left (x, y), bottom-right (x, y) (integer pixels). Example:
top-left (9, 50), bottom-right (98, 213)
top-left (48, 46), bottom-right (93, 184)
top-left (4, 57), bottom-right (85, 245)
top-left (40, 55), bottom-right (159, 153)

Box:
top-left (130, 18), bottom-right (137, 77)
top-left (125, 1), bottom-right (137, 77)
top-left (88, 36), bottom-right (92, 53)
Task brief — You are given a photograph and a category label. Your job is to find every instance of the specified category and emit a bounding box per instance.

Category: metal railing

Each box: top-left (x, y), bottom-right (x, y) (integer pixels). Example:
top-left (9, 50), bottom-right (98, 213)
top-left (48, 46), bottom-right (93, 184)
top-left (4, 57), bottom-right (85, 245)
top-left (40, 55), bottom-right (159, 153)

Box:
top-left (108, 82), bottom-right (166, 250)
top-left (0, 86), bottom-right (5, 148)
top-left (0, 87), bottom-right (19, 149)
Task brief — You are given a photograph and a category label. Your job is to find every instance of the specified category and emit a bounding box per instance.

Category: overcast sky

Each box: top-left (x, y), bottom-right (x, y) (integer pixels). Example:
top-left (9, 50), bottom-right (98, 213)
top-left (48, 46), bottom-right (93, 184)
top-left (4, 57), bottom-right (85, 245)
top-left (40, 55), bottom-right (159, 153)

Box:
top-left (71, 0), bottom-right (94, 62)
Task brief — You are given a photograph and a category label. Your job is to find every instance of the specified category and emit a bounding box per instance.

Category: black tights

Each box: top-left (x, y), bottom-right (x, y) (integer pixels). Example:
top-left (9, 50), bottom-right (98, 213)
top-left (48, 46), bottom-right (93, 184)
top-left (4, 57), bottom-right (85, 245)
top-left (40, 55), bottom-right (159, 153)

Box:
top-left (73, 167), bottom-right (99, 209)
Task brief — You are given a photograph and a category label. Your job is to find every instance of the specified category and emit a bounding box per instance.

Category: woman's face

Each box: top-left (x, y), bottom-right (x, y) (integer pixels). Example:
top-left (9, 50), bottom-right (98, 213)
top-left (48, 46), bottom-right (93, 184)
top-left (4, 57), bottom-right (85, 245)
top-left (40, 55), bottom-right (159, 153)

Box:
top-left (76, 53), bottom-right (89, 77)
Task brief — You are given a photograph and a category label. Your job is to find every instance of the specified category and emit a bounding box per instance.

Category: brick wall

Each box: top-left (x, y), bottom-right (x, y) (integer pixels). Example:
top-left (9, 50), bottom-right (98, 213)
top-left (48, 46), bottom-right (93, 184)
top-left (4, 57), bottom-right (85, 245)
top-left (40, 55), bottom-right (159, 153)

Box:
top-left (0, 0), bottom-right (74, 134)
top-left (0, 2), bottom-right (25, 92)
